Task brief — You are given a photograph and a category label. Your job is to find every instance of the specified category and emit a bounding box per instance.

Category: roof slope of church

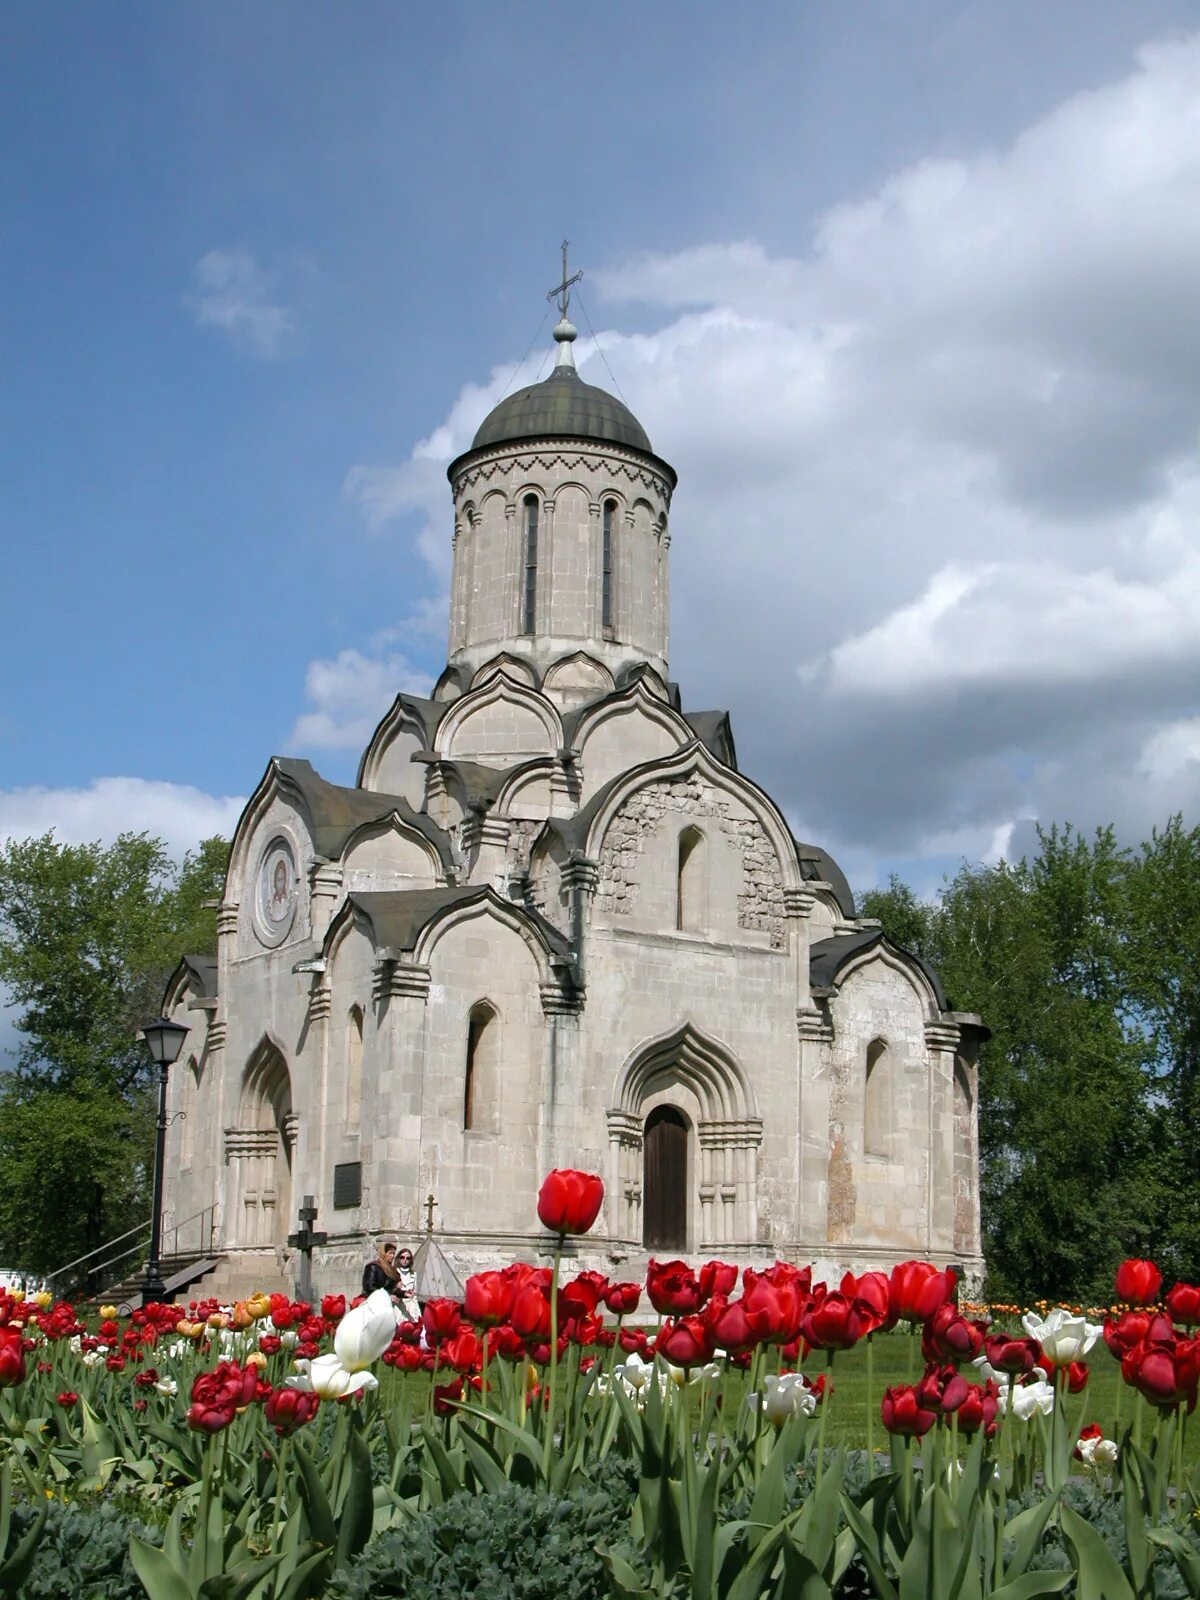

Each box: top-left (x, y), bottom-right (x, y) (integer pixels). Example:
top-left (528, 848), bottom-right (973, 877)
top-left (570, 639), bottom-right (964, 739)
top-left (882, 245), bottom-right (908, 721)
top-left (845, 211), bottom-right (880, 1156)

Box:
top-left (346, 886), bottom-right (573, 966)
top-left (471, 364), bottom-right (653, 455)
top-left (809, 929), bottom-right (946, 1009)
top-left (270, 758), bottom-right (453, 867)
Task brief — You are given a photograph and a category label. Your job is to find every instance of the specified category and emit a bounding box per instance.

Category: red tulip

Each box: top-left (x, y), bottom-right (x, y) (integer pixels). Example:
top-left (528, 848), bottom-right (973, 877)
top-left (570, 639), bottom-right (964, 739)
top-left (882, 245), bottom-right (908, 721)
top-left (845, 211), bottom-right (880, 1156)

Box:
top-left (264, 1386), bottom-right (320, 1435)
top-left (567, 1313), bottom-right (604, 1348)
top-left (56, 1391), bottom-right (78, 1408)
top-left (619, 1327), bottom-right (653, 1358)
top-left (0, 1335), bottom-right (25, 1389)
top-left (559, 1270), bottom-right (609, 1318)
top-left (655, 1314), bottom-right (717, 1369)
top-left (881, 1383), bottom-right (938, 1436)
top-left (742, 1265), bottom-right (809, 1344)
top-left (1115, 1259), bottom-right (1162, 1307)
top-left (320, 1294), bottom-right (346, 1322)
top-left (646, 1259), bottom-right (704, 1315)
top-left (801, 1288), bottom-right (874, 1351)
top-left (441, 1329), bottom-right (482, 1373)
top-left (464, 1271), bottom-right (515, 1328)
top-left (603, 1281), bottom-right (642, 1317)
top-left (699, 1261), bottom-right (738, 1301)
top-left (1120, 1318), bottom-right (1200, 1412)
top-left (421, 1298), bottom-right (462, 1346)
top-left (536, 1169), bottom-right (604, 1235)
top-left (985, 1333), bottom-right (1041, 1375)
top-left (708, 1297), bottom-right (762, 1356)
top-left (510, 1281), bottom-right (552, 1342)
top-left (1166, 1283), bottom-right (1200, 1326)
top-left (889, 1261), bottom-right (954, 1326)
top-left (433, 1377), bottom-right (464, 1415)
top-left (955, 1380), bottom-right (1000, 1436)
top-left (1038, 1358), bottom-right (1089, 1393)
top-left (915, 1363), bottom-right (971, 1416)
top-left (843, 1270), bottom-right (890, 1333)
top-left (921, 1303), bottom-right (986, 1365)
top-left (488, 1323), bottom-right (526, 1361)
top-left (1104, 1310), bottom-right (1151, 1360)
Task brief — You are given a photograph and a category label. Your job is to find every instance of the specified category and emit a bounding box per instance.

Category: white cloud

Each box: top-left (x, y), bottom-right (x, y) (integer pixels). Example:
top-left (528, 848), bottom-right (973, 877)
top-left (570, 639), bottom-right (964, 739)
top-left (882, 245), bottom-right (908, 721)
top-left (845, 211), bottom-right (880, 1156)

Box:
top-left (185, 251), bottom-right (295, 359)
top-left (343, 33), bottom-right (1200, 881)
top-left (0, 779), bottom-right (245, 856)
top-left (288, 645), bottom-right (434, 751)
top-left (1139, 716), bottom-right (1200, 780)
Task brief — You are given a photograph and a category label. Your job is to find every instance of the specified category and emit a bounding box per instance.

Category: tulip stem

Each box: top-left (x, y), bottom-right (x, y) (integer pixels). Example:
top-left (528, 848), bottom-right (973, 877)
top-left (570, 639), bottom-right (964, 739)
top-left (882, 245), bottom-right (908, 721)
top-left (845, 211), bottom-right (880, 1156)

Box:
top-left (815, 1350), bottom-right (834, 1488)
top-left (269, 1434), bottom-right (290, 1597)
top-left (865, 1334), bottom-right (874, 1480)
top-left (541, 1239), bottom-right (563, 1482)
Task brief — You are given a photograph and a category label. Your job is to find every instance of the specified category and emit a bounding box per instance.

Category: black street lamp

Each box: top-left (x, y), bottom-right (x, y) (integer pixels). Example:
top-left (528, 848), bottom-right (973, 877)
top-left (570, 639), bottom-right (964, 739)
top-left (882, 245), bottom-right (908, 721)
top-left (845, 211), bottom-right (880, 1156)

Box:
top-left (140, 1017), bottom-right (189, 1304)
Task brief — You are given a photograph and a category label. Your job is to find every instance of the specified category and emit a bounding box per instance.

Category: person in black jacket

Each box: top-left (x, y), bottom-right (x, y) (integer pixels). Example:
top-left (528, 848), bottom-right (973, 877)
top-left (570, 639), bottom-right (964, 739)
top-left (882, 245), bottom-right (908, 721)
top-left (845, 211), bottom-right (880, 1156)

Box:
top-left (362, 1239), bottom-right (400, 1299)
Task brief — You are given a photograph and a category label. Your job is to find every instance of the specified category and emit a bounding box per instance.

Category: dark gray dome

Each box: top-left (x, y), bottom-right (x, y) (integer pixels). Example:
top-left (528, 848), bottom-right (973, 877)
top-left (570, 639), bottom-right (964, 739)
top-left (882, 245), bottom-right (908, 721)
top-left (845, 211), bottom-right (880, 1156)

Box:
top-left (472, 366), bottom-right (653, 454)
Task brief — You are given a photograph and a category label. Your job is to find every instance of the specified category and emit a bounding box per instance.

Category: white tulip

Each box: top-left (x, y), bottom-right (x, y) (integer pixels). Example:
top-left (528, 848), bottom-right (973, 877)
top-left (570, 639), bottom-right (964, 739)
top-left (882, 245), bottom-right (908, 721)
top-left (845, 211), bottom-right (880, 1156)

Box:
top-left (154, 1377), bottom-right (178, 1397)
top-left (748, 1373), bottom-right (818, 1425)
top-left (1077, 1433), bottom-right (1118, 1470)
top-left (334, 1289), bottom-right (398, 1372)
top-left (998, 1376), bottom-right (1055, 1420)
top-left (286, 1353), bottom-right (379, 1399)
top-left (615, 1352), bottom-right (654, 1392)
top-left (1021, 1308), bottom-right (1101, 1365)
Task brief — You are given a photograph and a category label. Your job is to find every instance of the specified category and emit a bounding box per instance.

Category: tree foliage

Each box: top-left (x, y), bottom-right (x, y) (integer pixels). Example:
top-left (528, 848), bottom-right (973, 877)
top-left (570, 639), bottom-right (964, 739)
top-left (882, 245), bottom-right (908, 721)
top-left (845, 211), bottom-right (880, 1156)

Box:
top-left (0, 831), bottom-right (226, 1274)
top-left (861, 818), bottom-right (1200, 1302)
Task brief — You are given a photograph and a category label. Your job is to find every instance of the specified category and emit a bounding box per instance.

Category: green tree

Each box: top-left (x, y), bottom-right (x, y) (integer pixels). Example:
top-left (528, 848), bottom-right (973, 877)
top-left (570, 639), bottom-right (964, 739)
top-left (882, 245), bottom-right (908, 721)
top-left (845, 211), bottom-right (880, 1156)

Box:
top-left (0, 831), bottom-right (226, 1274)
top-left (860, 827), bottom-right (1158, 1303)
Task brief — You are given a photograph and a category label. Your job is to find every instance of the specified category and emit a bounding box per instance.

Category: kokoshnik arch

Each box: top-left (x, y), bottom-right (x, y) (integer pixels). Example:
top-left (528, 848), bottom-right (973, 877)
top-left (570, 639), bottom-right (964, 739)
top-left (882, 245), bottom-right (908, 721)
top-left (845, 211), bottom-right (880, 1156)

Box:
top-left (159, 277), bottom-right (987, 1301)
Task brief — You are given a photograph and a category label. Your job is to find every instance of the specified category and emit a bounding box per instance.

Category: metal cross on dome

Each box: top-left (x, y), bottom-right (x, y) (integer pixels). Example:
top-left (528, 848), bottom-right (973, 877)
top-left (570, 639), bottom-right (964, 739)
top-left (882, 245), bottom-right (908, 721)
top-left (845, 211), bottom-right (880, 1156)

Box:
top-left (547, 239), bottom-right (583, 317)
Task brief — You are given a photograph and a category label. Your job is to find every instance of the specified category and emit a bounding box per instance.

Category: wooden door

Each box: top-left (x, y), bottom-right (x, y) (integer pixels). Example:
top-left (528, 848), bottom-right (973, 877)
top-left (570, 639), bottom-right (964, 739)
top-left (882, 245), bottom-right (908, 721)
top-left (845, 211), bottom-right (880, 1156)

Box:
top-left (643, 1106), bottom-right (688, 1250)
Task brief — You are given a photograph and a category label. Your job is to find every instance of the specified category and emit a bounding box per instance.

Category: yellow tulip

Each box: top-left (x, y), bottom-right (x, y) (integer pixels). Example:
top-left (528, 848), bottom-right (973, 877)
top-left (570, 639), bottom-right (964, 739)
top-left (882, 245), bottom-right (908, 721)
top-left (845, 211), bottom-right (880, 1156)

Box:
top-left (99, 1304), bottom-right (119, 1320)
top-left (33, 1290), bottom-right (52, 1308)
top-left (245, 1351), bottom-right (267, 1369)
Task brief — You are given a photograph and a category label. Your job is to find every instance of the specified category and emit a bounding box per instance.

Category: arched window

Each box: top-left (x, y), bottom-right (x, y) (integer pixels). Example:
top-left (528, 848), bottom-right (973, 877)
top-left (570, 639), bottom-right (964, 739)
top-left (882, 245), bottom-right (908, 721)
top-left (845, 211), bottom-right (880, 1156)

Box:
top-left (522, 496), bottom-right (539, 634)
top-left (464, 1002), bottom-right (499, 1132)
top-left (344, 1005), bottom-right (364, 1129)
top-left (864, 1038), bottom-right (889, 1157)
top-left (677, 827), bottom-right (707, 932)
top-left (602, 499), bottom-right (617, 633)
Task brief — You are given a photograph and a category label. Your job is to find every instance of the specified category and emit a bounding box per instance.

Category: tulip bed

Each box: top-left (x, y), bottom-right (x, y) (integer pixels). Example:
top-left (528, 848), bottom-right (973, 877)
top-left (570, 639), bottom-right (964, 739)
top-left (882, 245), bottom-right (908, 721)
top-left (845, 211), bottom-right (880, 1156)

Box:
top-left (0, 1173), bottom-right (1195, 1600)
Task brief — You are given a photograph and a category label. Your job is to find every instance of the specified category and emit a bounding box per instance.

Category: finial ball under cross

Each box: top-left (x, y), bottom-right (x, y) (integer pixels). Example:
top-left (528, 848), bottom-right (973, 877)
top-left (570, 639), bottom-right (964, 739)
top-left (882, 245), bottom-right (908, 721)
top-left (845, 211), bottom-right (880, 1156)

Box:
top-left (547, 239), bottom-right (583, 318)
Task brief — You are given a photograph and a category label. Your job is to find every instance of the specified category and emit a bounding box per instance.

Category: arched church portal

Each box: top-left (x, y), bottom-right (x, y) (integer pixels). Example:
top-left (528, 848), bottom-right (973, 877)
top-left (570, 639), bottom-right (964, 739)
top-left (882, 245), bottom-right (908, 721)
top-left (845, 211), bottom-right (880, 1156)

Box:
top-left (225, 1040), bottom-right (296, 1253)
top-left (608, 1023), bottom-right (763, 1250)
top-left (643, 1106), bottom-right (689, 1250)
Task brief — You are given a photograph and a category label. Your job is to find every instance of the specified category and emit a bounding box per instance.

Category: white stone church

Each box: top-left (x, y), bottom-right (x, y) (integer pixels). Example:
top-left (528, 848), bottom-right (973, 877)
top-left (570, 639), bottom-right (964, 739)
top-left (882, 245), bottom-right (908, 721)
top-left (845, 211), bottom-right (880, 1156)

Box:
top-left (161, 298), bottom-right (986, 1301)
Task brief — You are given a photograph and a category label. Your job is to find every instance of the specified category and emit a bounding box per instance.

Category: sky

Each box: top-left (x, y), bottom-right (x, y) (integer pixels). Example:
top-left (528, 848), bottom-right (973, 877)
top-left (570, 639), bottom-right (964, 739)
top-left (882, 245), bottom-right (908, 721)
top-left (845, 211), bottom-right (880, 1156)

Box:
top-left (2, 1), bottom-right (1200, 905)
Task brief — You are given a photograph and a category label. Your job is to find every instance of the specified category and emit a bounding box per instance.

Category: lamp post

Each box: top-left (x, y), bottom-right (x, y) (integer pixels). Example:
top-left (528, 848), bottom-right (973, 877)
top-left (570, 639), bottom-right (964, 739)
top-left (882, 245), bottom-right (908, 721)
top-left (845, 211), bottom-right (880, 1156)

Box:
top-left (140, 1017), bottom-right (189, 1304)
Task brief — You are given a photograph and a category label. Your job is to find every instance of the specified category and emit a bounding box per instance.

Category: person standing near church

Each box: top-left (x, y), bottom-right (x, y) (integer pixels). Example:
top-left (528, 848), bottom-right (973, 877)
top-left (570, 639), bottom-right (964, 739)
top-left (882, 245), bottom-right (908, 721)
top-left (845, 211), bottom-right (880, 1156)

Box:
top-left (394, 1246), bottom-right (420, 1322)
top-left (362, 1239), bottom-right (400, 1299)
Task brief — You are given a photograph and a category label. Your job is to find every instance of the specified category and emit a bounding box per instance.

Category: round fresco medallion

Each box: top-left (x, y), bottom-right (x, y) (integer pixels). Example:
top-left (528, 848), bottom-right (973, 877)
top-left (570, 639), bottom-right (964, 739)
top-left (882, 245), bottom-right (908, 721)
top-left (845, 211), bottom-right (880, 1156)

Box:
top-left (257, 837), bottom-right (297, 942)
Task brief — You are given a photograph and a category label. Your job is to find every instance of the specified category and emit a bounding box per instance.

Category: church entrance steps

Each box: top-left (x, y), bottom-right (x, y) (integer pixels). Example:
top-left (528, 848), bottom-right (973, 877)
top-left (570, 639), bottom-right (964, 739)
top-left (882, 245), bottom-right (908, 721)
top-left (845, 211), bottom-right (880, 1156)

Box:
top-left (93, 1250), bottom-right (293, 1313)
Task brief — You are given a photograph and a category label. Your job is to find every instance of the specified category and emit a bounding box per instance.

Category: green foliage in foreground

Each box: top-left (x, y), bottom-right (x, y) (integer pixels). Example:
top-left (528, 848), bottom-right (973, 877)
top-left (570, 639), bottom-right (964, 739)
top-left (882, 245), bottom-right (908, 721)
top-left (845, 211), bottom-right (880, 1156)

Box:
top-left (860, 817), bottom-right (1200, 1300)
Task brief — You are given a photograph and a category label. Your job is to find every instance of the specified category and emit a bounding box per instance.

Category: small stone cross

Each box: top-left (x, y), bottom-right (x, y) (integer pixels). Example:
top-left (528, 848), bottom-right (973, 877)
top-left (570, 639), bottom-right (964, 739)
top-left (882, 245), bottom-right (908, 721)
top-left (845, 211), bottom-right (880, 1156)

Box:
top-left (424, 1192), bottom-right (438, 1234)
top-left (287, 1194), bottom-right (328, 1303)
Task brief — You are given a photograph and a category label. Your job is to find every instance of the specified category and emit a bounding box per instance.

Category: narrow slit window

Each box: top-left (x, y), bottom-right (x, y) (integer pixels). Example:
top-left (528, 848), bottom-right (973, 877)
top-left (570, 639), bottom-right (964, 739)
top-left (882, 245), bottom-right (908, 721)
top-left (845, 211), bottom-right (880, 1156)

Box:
top-left (864, 1038), bottom-right (889, 1157)
top-left (522, 496), bottom-right (538, 634)
top-left (602, 499), bottom-right (616, 632)
top-left (677, 826), bottom-right (706, 931)
top-left (464, 1003), bottom-right (498, 1131)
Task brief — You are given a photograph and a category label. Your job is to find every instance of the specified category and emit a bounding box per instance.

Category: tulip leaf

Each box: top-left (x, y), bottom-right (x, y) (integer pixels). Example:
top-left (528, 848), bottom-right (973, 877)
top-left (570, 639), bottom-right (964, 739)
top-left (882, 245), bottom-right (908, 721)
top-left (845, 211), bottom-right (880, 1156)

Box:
top-left (334, 1423), bottom-right (375, 1568)
top-left (1059, 1503), bottom-right (1137, 1600)
top-left (292, 1436), bottom-right (336, 1552)
top-left (988, 1570), bottom-right (1074, 1600)
top-left (129, 1537), bottom-right (194, 1600)
top-left (840, 1492), bottom-right (899, 1600)
top-left (599, 1547), bottom-right (657, 1600)
top-left (1002, 1491), bottom-right (1061, 1581)
top-left (456, 1419), bottom-right (509, 1495)
top-left (1147, 1527), bottom-right (1200, 1600)
top-left (688, 1452), bottom-right (723, 1600)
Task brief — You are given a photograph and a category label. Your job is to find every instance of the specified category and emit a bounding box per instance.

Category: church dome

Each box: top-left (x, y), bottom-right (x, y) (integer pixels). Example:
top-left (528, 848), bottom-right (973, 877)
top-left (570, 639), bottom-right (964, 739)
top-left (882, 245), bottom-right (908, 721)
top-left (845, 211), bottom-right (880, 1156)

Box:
top-left (471, 364), bottom-right (653, 455)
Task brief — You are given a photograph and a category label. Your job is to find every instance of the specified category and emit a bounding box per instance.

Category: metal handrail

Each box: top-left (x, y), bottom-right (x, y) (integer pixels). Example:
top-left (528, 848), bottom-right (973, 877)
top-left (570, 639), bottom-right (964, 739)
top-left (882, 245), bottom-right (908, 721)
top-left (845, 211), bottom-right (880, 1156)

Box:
top-left (45, 1219), bottom-right (151, 1283)
top-left (45, 1204), bottom-right (218, 1294)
